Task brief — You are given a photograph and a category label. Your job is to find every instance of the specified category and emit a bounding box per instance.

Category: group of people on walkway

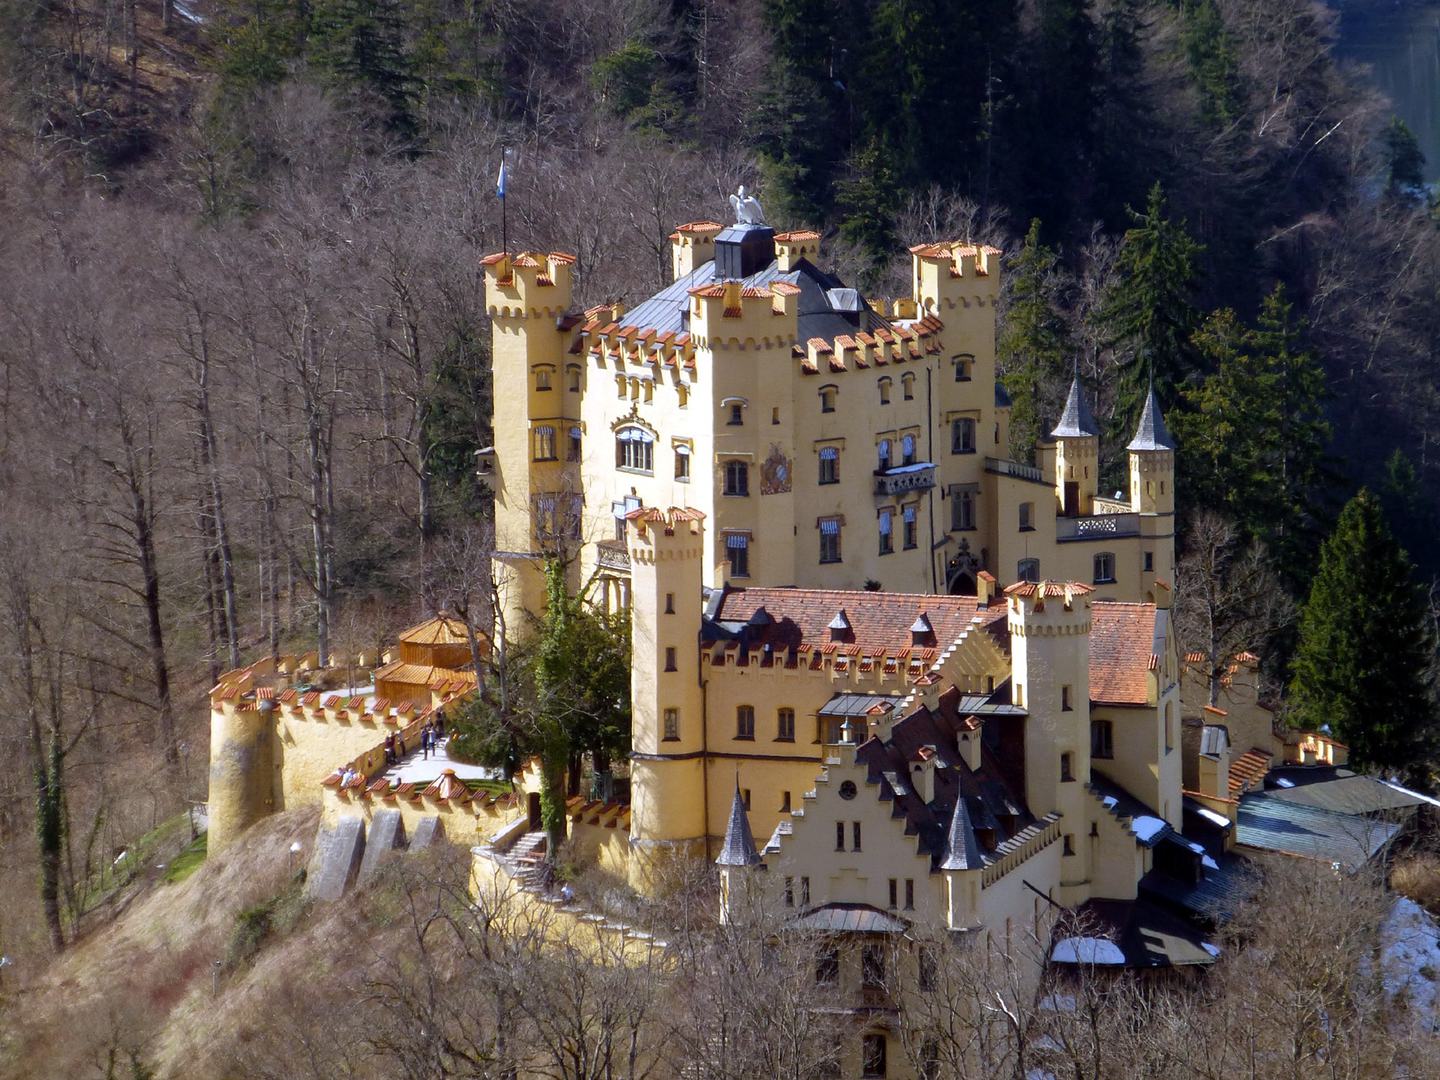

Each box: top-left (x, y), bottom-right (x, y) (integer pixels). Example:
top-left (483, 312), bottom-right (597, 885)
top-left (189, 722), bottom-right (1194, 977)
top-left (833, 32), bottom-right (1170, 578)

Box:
top-left (380, 710), bottom-right (448, 766)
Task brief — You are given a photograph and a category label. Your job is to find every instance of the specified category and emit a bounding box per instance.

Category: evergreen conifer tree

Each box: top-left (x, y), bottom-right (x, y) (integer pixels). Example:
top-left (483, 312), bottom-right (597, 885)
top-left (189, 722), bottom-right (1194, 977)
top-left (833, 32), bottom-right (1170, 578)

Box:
top-left (312, 0), bottom-right (418, 142)
top-left (1176, 285), bottom-right (1329, 587)
top-left (1097, 182), bottom-right (1203, 446)
top-left (998, 218), bottom-right (1071, 460)
top-left (1289, 490), bottom-right (1436, 776)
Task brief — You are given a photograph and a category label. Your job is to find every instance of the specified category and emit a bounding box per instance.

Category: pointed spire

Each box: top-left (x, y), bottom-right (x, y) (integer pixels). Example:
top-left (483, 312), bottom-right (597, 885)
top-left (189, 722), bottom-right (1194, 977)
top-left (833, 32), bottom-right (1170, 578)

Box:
top-left (1127, 382), bottom-right (1176, 451)
top-left (1050, 362), bottom-right (1099, 439)
top-left (715, 783), bottom-right (762, 867)
top-left (939, 791), bottom-right (985, 871)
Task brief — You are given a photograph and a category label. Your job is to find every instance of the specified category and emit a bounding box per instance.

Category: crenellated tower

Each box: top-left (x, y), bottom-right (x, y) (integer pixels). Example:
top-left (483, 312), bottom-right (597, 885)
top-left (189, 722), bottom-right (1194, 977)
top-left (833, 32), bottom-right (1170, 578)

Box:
top-left (1006, 580), bottom-right (1094, 903)
top-left (482, 250), bottom-right (580, 633)
top-left (626, 506), bottom-right (708, 892)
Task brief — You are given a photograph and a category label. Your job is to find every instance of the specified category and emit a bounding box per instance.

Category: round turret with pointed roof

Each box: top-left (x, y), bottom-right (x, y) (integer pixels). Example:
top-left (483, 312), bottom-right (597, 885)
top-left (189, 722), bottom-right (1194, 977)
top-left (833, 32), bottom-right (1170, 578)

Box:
top-left (1127, 383), bottom-right (1175, 451)
top-left (715, 783), bottom-right (762, 867)
top-left (1050, 370), bottom-right (1099, 440)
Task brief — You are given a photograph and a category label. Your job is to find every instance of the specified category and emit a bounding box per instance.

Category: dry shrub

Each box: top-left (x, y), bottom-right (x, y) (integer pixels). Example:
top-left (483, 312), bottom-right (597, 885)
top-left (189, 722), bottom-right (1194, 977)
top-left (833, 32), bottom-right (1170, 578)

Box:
top-left (1393, 853), bottom-right (1440, 914)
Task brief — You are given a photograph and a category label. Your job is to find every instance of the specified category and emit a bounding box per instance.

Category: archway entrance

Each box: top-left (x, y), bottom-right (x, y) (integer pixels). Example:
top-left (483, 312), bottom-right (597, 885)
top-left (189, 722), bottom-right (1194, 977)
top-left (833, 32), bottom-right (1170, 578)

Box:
top-left (946, 538), bottom-right (981, 596)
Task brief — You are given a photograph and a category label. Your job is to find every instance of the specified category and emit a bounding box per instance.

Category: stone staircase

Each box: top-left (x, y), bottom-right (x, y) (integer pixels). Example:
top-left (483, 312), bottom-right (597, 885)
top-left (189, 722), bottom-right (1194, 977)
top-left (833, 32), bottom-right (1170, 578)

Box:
top-left (498, 830), bottom-right (550, 891)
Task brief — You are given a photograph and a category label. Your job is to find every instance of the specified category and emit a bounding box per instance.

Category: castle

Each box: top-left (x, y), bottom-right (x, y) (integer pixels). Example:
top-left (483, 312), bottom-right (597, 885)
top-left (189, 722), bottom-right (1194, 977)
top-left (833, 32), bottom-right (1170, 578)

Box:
top-left (204, 198), bottom-right (1385, 1079)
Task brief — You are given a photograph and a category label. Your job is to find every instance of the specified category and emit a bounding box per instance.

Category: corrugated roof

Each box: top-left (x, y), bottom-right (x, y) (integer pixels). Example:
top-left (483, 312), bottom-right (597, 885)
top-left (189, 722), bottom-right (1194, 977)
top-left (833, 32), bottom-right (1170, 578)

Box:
top-left (1265, 773), bottom-right (1431, 816)
top-left (1236, 794), bottom-right (1401, 870)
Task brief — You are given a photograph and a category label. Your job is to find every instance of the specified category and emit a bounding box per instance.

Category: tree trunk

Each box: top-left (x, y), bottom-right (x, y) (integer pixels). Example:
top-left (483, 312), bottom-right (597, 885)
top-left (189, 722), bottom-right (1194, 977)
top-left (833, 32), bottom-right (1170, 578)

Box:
top-left (13, 583), bottom-right (65, 953)
top-left (195, 341), bottom-right (241, 670)
top-left (120, 413), bottom-right (178, 766)
top-left (307, 410), bottom-right (331, 668)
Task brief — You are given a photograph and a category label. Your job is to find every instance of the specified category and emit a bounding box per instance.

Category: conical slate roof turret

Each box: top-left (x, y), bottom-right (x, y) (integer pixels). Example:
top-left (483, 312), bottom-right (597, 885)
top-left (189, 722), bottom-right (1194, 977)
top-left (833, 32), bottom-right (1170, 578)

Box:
top-left (716, 783), bottom-right (762, 867)
top-left (1050, 369), bottom-right (1099, 439)
top-left (1127, 383), bottom-right (1176, 451)
top-left (939, 791), bottom-right (985, 871)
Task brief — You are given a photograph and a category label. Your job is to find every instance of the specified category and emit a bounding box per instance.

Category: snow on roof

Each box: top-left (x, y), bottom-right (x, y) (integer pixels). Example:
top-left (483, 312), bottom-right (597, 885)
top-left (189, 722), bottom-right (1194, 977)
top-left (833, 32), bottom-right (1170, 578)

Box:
top-left (1050, 936), bottom-right (1126, 965)
top-left (1130, 815), bottom-right (1168, 843)
top-left (1191, 803), bottom-right (1231, 828)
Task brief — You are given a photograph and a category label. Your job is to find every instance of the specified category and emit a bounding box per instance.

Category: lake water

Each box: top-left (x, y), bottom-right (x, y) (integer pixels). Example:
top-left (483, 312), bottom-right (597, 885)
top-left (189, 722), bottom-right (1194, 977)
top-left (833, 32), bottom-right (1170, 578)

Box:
top-left (1335, 2), bottom-right (1440, 179)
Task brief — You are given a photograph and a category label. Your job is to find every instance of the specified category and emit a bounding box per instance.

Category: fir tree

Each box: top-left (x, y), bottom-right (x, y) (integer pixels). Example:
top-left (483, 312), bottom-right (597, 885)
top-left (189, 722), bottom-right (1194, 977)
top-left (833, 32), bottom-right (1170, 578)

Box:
top-left (1289, 490), bottom-right (1436, 776)
top-left (1382, 116), bottom-right (1426, 200)
top-left (1176, 285), bottom-right (1329, 589)
top-left (998, 218), bottom-right (1071, 460)
top-left (1097, 182), bottom-right (1203, 447)
top-left (312, 0), bottom-right (418, 143)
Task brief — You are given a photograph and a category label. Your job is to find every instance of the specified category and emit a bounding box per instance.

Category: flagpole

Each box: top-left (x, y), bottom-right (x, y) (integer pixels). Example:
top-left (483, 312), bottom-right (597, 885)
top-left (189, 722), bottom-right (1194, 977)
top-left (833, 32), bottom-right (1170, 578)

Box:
top-left (500, 146), bottom-right (509, 256)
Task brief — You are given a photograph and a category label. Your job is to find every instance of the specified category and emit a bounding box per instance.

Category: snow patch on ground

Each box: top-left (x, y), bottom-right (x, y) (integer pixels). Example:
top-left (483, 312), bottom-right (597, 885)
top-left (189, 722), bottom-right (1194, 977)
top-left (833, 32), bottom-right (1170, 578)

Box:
top-left (1376, 897), bottom-right (1440, 1024)
top-left (1130, 815), bottom-right (1167, 842)
top-left (1051, 936), bottom-right (1126, 965)
top-left (1038, 992), bottom-right (1076, 1012)
top-left (1202, 942), bottom-right (1222, 958)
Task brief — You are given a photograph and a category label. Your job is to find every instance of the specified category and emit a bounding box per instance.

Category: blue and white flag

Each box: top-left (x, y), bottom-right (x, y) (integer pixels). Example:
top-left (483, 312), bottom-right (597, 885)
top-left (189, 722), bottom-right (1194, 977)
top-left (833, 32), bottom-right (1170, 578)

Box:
top-left (496, 158), bottom-right (507, 200)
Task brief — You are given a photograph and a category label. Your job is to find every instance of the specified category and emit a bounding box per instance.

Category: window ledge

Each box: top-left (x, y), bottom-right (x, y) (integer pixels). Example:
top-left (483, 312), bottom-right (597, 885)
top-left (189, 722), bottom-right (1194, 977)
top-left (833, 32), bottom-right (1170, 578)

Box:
top-left (1019, 525), bottom-right (1036, 533)
top-left (734, 735), bottom-right (755, 742)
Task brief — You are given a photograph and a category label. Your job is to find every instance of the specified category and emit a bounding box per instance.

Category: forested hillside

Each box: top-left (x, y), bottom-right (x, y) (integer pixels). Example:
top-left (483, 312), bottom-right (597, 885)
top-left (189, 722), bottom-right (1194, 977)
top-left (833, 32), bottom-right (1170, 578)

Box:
top-left (0, 0), bottom-right (1437, 1004)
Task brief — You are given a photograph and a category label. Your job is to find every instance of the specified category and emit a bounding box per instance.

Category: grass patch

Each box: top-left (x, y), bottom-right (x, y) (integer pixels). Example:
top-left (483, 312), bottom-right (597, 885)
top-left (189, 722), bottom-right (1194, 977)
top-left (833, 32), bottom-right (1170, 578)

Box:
top-left (162, 832), bottom-right (207, 884)
top-left (71, 812), bottom-right (197, 917)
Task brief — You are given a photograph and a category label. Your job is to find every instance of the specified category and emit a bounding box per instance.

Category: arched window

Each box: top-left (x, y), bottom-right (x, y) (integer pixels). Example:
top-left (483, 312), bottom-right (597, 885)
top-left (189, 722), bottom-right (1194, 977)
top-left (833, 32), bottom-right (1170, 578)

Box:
top-left (674, 443), bottom-right (691, 481)
top-left (534, 365), bottom-right (554, 391)
top-left (953, 354), bottom-right (974, 382)
top-left (566, 364), bottom-right (582, 392)
top-left (902, 372), bottom-right (915, 400)
top-left (901, 434), bottom-right (917, 466)
top-left (878, 377), bottom-right (892, 405)
top-left (878, 509), bottom-right (894, 555)
top-left (820, 385), bottom-right (838, 413)
top-left (818, 446), bottom-right (839, 485)
top-left (533, 425), bottom-right (557, 461)
top-left (615, 427), bottom-right (654, 473)
top-left (877, 439), bottom-right (892, 472)
top-left (902, 505), bottom-right (918, 549)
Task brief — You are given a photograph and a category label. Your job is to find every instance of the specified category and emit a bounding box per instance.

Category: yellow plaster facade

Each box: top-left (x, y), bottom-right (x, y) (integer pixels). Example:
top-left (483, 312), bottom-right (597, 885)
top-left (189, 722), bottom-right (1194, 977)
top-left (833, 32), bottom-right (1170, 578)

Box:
top-left (483, 222), bottom-right (1176, 636)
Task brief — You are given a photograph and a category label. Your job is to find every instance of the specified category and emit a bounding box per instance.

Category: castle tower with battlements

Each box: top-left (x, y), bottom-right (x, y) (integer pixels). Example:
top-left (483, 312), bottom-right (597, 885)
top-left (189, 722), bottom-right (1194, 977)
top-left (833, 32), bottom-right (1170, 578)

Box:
top-left (484, 199), bottom-right (1174, 636)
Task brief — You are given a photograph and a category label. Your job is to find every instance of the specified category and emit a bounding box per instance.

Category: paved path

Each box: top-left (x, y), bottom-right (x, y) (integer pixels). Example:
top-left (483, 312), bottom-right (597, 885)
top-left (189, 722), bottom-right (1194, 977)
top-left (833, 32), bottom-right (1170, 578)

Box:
top-left (380, 735), bottom-right (506, 785)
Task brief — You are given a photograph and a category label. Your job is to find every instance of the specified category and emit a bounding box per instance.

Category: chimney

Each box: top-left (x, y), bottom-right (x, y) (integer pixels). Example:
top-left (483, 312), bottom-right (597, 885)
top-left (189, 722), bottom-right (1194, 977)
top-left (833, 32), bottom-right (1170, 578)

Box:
top-left (911, 751), bottom-right (937, 805)
top-left (958, 716), bottom-right (982, 771)
top-left (714, 223), bottom-right (777, 279)
top-left (976, 571), bottom-right (996, 607)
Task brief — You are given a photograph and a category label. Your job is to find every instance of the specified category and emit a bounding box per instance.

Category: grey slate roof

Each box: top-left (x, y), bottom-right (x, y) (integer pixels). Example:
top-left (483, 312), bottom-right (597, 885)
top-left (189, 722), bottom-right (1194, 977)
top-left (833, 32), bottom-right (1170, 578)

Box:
top-left (1140, 850), bottom-right (1258, 924)
top-left (715, 785), bottom-right (762, 867)
top-left (1235, 793), bottom-right (1401, 870)
top-left (1264, 772), bottom-right (1431, 816)
top-left (818, 692), bottom-right (905, 717)
top-left (791, 903), bottom-right (909, 934)
top-left (617, 257), bottom-right (892, 344)
top-left (940, 787), bottom-right (985, 870)
top-left (1127, 384), bottom-right (1176, 451)
top-left (1051, 374), bottom-right (1100, 438)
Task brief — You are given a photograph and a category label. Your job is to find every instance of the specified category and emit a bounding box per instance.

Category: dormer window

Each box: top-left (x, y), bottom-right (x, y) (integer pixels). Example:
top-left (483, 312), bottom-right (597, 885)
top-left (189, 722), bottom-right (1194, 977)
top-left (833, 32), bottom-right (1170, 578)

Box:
top-left (828, 609), bottom-right (852, 641)
top-left (910, 612), bottom-right (935, 646)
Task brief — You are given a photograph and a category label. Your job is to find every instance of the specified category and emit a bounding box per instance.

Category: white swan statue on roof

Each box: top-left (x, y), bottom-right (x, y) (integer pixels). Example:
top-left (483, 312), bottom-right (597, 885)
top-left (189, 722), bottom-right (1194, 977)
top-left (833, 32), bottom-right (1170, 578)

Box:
top-left (729, 185), bottom-right (766, 226)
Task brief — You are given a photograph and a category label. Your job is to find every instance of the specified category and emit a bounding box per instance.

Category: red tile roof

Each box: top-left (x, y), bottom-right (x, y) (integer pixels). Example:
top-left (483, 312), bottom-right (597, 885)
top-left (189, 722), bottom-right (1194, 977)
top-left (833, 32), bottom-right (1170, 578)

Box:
top-left (708, 588), bottom-right (1004, 652)
top-left (774, 229), bottom-right (821, 242)
top-left (1229, 748), bottom-right (1272, 796)
top-left (1089, 601), bottom-right (1157, 706)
